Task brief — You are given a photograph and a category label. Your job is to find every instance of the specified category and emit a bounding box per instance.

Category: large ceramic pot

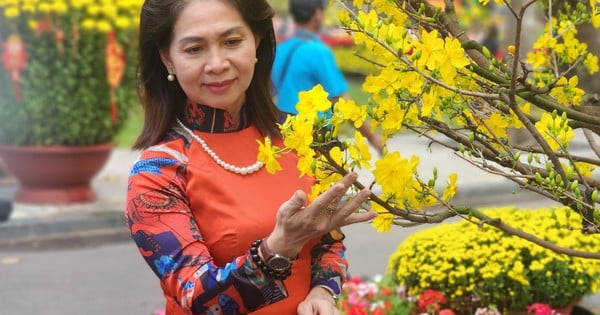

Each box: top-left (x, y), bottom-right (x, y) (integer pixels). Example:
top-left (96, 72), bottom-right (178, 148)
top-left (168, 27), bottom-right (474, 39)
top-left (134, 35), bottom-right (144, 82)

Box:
top-left (0, 143), bottom-right (113, 204)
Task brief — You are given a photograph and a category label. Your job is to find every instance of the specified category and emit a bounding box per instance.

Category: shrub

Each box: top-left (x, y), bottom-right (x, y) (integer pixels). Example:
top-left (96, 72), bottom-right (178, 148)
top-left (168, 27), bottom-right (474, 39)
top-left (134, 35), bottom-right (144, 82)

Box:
top-left (0, 0), bottom-right (141, 146)
top-left (387, 206), bottom-right (600, 314)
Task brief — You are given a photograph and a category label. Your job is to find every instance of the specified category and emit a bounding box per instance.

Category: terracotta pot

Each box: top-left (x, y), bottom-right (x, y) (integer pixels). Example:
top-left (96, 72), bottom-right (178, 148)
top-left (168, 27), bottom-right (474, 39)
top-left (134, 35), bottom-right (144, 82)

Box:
top-left (0, 143), bottom-right (113, 204)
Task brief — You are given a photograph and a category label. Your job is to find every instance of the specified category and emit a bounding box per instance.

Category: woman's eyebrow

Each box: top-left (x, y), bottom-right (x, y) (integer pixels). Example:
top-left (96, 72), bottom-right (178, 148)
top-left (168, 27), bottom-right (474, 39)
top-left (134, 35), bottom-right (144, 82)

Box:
top-left (178, 26), bottom-right (245, 44)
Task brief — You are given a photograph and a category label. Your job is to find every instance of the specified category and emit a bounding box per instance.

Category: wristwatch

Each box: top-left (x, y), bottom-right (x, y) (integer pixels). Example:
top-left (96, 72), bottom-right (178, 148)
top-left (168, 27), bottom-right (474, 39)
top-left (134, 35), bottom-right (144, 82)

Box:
top-left (259, 239), bottom-right (296, 273)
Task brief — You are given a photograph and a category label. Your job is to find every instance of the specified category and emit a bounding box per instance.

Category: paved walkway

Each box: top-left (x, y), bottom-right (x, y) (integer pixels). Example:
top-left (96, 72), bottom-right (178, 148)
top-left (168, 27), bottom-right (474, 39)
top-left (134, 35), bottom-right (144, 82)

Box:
top-left (0, 131), bottom-right (598, 313)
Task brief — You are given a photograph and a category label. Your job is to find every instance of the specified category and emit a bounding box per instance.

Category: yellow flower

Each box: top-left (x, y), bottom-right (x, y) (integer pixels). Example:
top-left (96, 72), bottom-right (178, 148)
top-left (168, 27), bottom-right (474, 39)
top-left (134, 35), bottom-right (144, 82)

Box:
top-left (335, 98), bottom-right (367, 128)
top-left (535, 112), bottom-right (574, 151)
top-left (51, 1), bottom-right (69, 14)
top-left (417, 29), bottom-right (445, 71)
top-left (441, 173), bottom-right (458, 201)
top-left (444, 37), bottom-right (471, 69)
top-left (296, 85), bottom-right (332, 119)
top-left (348, 131), bottom-right (372, 169)
top-left (371, 203), bottom-right (394, 233)
top-left (256, 138), bottom-right (282, 174)
top-left (420, 90), bottom-right (438, 118)
top-left (81, 18), bottom-right (96, 30)
top-left (3, 6), bottom-right (18, 18)
top-left (526, 50), bottom-right (550, 69)
top-left (114, 16), bottom-right (132, 29)
top-left (297, 154), bottom-right (315, 178)
top-left (95, 19), bottom-right (113, 32)
top-left (373, 152), bottom-right (419, 196)
top-left (550, 76), bottom-right (585, 106)
top-left (482, 111), bottom-right (509, 139)
top-left (282, 117), bottom-right (313, 156)
top-left (507, 45), bottom-right (515, 55)
top-left (584, 53), bottom-right (599, 74)
top-left (574, 162), bottom-right (596, 177)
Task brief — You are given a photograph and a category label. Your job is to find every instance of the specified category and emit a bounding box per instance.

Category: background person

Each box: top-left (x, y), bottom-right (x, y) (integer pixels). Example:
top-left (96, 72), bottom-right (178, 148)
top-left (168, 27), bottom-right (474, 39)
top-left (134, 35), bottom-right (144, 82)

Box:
top-left (126, 0), bottom-right (376, 314)
top-left (272, 0), bottom-right (384, 154)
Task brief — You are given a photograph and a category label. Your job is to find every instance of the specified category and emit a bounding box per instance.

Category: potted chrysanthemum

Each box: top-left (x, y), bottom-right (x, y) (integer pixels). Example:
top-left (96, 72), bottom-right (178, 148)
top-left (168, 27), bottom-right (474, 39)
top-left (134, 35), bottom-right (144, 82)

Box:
top-left (0, 0), bottom-right (141, 204)
top-left (386, 206), bottom-right (600, 315)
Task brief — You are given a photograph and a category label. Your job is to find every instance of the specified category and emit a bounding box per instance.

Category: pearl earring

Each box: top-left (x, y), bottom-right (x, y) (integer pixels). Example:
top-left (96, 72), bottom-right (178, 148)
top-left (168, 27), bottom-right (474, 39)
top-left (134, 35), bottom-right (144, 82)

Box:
top-left (255, 57), bottom-right (258, 63)
top-left (167, 72), bottom-right (175, 82)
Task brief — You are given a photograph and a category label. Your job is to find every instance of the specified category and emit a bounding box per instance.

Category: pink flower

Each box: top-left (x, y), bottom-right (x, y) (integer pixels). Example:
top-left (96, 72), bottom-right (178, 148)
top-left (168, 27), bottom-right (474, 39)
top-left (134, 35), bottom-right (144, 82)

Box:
top-left (440, 308), bottom-right (456, 315)
top-left (474, 307), bottom-right (502, 315)
top-left (527, 303), bottom-right (554, 315)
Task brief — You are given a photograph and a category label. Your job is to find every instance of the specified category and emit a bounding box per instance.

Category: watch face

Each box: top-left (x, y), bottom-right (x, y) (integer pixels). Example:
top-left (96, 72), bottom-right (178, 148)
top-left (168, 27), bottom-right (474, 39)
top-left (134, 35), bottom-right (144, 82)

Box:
top-left (268, 255), bottom-right (292, 272)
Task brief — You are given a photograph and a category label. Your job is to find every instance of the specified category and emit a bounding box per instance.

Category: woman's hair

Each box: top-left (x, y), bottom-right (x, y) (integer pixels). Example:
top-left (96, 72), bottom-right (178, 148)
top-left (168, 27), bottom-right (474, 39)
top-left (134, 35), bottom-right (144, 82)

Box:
top-left (134, 0), bottom-right (279, 149)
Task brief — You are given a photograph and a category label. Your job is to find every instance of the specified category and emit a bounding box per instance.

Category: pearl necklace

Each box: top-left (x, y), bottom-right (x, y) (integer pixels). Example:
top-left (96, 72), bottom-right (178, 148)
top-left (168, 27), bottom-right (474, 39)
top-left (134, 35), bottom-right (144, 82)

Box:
top-left (176, 119), bottom-right (265, 175)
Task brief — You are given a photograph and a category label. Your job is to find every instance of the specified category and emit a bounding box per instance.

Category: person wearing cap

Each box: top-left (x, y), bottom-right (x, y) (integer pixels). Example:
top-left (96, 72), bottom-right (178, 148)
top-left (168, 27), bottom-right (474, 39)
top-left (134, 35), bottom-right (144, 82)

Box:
top-left (272, 0), bottom-right (384, 154)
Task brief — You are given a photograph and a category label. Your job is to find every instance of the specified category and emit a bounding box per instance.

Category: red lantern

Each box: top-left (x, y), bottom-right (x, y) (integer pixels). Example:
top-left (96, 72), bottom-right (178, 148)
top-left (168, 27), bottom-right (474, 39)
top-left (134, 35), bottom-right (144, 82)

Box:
top-left (1, 34), bottom-right (27, 102)
top-left (105, 31), bottom-right (126, 124)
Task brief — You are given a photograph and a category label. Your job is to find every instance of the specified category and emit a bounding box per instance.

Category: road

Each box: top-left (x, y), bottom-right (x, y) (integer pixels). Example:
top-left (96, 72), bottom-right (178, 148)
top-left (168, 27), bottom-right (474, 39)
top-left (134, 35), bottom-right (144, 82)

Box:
top-left (1, 196), bottom-right (598, 315)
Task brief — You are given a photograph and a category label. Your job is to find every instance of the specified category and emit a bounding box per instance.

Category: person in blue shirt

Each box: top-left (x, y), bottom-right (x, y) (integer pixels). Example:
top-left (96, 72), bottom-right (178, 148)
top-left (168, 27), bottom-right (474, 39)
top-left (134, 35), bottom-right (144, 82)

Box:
top-left (272, 0), bottom-right (384, 154)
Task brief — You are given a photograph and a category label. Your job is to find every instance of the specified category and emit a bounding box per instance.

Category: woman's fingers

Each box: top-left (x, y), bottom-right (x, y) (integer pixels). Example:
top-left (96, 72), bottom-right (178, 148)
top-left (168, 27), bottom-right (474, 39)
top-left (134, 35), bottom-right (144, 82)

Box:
top-left (331, 188), bottom-right (376, 224)
top-left (278, 190), bottom-right (308, 216)
top-left (310, 172), bottom-right (358, 214)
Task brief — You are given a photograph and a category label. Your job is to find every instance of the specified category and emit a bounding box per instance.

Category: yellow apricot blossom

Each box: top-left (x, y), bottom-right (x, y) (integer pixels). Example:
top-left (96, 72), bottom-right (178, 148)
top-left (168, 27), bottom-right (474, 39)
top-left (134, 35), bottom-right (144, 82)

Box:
top-left (416, 29), bottom-right (445, 71)
top-left (574, 162), bottom-right (596, 178)
top-left (370, 202), bottom-right (394, 233)
top-left (297, 154), bottom-right (315, 178)
top-left (550, 76), bottom-right (585, 106)
top-left (348, 131), bottom-right (372, 170)
top-left (526, 50), bottom-right (550, 69)
top-left (584, 53), bottom-right (599, 74)
top-left (296, 85), bottom-right (332, 119)
top-left (335, 98), bottom-right (367, 128)
top-left (443, 37), bottom-right (471, 69)
top-left (373, 152), bottom-right (419, 196)
top-left (535, 112), bottom-right (575, 151)
top-left (441, 173), bottom-right (458, 201)
top-left (257, 138), bottom-right (282, 174)
top-left (482, 111), bottom-right (509, 139)
top-left (282, 117), bottom-right (314, 156)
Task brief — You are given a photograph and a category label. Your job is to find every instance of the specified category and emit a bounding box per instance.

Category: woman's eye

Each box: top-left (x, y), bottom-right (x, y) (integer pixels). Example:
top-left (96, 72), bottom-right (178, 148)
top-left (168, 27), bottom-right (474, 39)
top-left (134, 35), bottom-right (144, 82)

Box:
top-left (184, 46), bottom-right (203, 54)
top-left (225, 38), bottom-right (242, 47)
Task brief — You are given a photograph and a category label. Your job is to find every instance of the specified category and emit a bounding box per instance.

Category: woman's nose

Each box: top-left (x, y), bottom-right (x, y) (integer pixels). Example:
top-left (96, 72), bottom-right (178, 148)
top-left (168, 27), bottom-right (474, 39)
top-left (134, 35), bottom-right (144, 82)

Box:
top-left (204, 48), bottom-right (229, 73)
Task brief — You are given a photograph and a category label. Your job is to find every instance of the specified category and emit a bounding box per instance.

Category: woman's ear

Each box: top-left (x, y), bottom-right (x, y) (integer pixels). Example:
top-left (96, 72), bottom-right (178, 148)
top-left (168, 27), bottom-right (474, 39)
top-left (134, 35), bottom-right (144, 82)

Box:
top-left (254, 34), bottom-right (261, 50)
top-left (159, 49), bottom-right (173, 72)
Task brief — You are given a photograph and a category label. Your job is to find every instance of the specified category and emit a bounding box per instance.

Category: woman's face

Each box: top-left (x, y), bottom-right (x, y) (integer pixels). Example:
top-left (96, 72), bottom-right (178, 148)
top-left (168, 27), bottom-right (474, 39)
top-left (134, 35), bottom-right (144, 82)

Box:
top-left (161, 0), bottom-right (259, 120)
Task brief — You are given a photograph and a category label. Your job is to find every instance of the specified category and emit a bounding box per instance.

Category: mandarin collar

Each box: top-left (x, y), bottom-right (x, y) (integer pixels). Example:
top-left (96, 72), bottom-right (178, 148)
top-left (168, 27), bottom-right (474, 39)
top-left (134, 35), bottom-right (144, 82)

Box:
top-left (179, 102), bottom-right (251, 133)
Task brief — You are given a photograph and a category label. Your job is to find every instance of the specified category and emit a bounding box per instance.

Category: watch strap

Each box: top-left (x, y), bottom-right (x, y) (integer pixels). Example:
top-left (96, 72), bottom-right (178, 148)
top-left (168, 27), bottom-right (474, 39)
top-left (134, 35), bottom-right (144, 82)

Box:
top-left (259, 238), bottom-right (297, 263)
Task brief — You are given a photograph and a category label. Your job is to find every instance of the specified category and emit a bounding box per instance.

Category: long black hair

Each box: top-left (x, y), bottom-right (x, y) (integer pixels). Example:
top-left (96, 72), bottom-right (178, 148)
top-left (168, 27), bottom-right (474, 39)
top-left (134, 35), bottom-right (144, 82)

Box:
top-left (134, 0), bottom-right (279, 149)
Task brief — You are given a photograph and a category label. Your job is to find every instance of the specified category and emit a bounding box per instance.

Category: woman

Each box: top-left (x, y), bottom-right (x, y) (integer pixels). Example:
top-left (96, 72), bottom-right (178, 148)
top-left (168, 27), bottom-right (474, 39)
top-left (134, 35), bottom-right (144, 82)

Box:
top-left (126, 0), bottom-right (376, 314)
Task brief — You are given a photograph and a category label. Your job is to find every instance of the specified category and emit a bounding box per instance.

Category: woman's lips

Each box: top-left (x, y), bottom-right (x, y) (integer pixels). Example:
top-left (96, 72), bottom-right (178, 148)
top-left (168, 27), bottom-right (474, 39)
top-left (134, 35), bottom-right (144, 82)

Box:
top-left (204, 79), bottom-right (234, 94)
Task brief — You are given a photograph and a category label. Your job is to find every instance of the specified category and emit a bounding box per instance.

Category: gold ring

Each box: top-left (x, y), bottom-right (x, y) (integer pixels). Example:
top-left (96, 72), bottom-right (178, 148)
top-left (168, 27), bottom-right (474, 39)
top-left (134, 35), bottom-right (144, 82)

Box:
top-left (325, 203), bottom-right (337, 216)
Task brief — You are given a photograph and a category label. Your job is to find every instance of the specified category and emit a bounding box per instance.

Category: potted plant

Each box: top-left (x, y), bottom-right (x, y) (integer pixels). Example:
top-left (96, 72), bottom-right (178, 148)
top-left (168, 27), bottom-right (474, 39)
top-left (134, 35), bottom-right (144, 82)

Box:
top-left (385, 207), bottom-right (600, 314)
top-left (0, 1), bottom-right (140, 204)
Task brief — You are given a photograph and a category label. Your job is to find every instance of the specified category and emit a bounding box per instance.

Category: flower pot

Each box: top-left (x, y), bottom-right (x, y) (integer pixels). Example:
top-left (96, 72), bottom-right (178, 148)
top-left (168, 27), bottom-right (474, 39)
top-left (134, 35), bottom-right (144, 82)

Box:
top-left (0, 143), bottom-right (113, 204)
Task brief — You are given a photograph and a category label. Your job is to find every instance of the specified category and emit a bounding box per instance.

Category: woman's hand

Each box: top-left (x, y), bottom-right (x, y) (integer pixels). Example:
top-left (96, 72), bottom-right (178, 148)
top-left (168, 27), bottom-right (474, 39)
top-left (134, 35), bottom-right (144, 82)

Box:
top-left (266, 172), bottom-right (376, 257)
top-left (297, 286), bottom-right (340, 315)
